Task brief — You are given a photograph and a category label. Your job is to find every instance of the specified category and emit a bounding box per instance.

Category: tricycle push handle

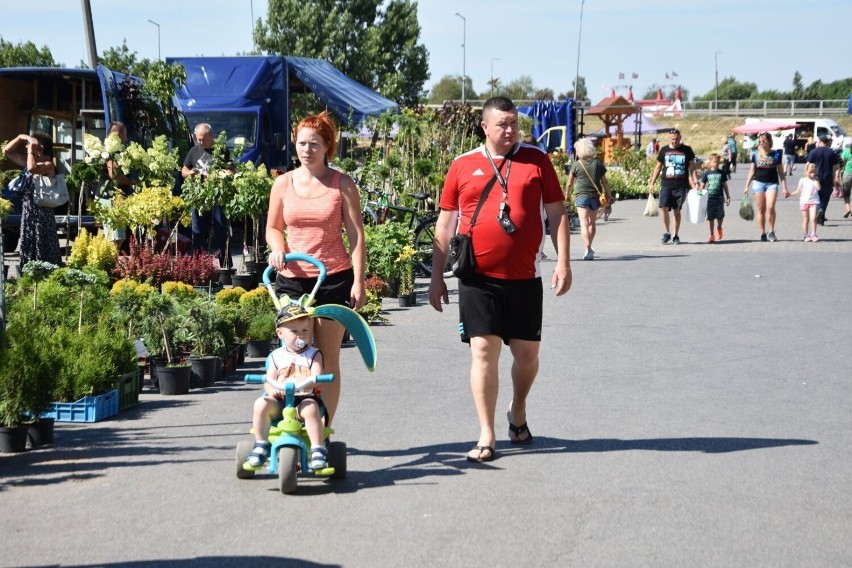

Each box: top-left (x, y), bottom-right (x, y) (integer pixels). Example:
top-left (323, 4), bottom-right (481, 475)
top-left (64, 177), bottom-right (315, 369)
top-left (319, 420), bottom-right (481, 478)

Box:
top-left (262, 253), bottom-right (327, 286)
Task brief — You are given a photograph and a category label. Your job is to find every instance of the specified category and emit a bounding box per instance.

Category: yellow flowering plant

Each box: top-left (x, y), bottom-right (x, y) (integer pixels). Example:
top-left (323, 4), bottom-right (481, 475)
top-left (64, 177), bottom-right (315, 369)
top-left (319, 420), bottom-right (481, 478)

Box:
top-left (397, 245), bottom-right (418, 296)
top-left (68, 230), bottom-right (118, 272)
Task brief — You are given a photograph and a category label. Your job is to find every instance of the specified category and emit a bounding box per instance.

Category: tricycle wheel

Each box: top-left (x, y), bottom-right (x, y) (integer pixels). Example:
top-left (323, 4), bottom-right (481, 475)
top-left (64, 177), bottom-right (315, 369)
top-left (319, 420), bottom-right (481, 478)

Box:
top-left (278, 446), bottom-right (299, 494)
top-left (235, 440), bottom-right (255, 479)
top-left (328, 441), bottom-right (347, 479)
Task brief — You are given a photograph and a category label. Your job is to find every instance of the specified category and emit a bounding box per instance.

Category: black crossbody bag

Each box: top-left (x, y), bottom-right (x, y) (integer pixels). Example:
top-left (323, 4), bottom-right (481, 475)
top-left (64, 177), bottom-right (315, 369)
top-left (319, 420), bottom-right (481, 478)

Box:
top-left (449, 174), bottom-right (499, 279)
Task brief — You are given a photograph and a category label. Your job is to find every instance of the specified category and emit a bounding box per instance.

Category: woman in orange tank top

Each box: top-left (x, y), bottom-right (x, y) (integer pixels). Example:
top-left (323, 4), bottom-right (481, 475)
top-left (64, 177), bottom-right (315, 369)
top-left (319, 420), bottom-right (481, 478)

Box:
top-left (266, 112), bottom-right (366, 424)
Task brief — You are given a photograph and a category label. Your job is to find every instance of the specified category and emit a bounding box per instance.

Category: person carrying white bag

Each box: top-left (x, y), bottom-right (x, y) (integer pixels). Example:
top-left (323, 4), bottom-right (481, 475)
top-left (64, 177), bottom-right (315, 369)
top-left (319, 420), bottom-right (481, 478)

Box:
top-left (2, 131), bottom-right (62, 268)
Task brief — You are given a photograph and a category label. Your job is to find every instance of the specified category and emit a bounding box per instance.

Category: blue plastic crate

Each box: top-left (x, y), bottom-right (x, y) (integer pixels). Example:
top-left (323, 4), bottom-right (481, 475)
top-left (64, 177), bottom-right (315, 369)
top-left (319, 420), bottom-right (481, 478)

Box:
top-left (43, 389), bottom-right (120, 423)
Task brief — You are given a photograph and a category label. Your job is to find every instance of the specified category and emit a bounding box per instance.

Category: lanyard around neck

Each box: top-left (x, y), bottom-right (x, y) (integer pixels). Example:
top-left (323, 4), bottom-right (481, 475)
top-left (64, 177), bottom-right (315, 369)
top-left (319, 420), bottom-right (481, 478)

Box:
top-left (484, 145), bottom-right (513, 196)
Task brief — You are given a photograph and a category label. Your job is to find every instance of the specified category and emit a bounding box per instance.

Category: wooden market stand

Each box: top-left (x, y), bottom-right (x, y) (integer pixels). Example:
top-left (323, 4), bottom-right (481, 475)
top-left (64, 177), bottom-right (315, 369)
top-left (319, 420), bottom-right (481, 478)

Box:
top-left (586, 95), bottom-right (640, 163)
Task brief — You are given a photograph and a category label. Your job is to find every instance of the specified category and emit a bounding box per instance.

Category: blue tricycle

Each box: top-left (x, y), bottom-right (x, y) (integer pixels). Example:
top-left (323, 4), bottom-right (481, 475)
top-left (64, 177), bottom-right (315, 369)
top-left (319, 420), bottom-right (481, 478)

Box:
top-left (235, 253), bottom-right (377, 494)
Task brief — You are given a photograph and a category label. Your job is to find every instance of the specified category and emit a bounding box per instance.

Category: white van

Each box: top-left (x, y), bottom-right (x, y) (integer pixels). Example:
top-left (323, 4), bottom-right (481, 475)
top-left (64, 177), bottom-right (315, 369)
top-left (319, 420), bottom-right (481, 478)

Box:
top-left (744, 117), bottom-right (851, 158)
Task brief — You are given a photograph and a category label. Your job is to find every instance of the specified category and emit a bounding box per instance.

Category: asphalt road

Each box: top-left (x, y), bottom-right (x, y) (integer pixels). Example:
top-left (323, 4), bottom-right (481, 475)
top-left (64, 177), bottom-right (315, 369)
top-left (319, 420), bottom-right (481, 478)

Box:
top-left (2, 166), bottom-right (851, 567)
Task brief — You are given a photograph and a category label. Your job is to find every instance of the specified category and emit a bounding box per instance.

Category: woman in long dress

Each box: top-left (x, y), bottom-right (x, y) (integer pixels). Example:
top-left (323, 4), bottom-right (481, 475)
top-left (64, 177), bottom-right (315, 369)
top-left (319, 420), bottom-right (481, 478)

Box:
top-left (3, 131), bottom-right (61, 268)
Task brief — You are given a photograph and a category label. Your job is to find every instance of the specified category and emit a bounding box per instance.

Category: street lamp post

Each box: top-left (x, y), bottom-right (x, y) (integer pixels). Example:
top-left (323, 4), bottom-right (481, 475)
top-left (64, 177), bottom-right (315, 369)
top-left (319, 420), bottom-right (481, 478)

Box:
top-left (574, 0), bottom-right (586, 103)
top-left (454, 12), bottom-right (466, 103)
top-left (714, 51), bottom-right (722, 111)
top-left (490, 57), bottom-right (501, 98)
top-left (147, 19), bottom-right (161, 61)
top-left (250, 0), bottom-right (255, 50)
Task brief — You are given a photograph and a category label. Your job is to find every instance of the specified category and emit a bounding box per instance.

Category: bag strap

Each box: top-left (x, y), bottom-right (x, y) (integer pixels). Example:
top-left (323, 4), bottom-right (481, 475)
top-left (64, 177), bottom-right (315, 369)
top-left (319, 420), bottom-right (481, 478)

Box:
top-left (577, 159), bottom-right (603, 197)
top-left (465, 174), bottom-right (499, 236)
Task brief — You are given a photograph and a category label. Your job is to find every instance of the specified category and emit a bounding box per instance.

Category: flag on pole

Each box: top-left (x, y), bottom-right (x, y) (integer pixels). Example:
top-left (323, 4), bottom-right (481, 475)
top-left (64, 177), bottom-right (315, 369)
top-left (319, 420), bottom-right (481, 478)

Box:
top-left (632, 72), bottom-right (638, 79)
top-left (672, 71), bottom-right (679, 77)
top-left (665, 73), bottom-right (671, 80)
top-left (618, 72), bottom-right (625, 80)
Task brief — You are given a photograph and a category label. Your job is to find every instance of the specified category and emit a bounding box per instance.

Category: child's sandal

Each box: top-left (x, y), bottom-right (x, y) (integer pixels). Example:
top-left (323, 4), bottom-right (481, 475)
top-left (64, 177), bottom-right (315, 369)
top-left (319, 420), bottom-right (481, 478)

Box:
top-left (246, 442), bottom-right (270, 467)
top-left (309, 446), bottom-right (328, 470)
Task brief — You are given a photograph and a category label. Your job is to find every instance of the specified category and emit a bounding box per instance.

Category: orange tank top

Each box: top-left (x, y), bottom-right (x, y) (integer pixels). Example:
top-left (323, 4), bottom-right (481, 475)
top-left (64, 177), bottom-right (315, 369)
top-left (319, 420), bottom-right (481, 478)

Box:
top-left (280, 170), bottom-right (352, 278)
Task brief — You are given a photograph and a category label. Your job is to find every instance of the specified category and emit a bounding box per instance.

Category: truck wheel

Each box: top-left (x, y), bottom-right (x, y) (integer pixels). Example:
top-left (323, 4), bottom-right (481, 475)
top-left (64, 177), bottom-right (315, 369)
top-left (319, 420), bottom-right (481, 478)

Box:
top-left (278, 446), bottom-right (299, 494)
top-left (235, 440), bottom-right (255, 479)
top-left (328, 441), bottom-right (347, 480)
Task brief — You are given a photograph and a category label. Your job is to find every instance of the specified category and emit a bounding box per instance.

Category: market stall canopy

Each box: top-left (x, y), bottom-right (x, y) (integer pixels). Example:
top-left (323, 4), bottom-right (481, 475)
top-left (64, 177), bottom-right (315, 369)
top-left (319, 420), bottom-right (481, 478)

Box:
top-left (589, 114), bottom-right (668, 137)
top-left (731, 121), bottom-right (798, 134)
top-left (284, 56), bottom-right (398, 124)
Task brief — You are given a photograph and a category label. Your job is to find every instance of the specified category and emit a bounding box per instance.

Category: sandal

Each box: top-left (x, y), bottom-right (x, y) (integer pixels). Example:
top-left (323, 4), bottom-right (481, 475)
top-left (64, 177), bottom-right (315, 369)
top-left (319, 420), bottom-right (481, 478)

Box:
top-left (466, 445), bottom-right (495, 463)
top-left (246, 442), bottom-right (270, 467)
top-left (309, 446), bottom-right (328, 470)
top-left (507, 411), bottom-right (534, 445)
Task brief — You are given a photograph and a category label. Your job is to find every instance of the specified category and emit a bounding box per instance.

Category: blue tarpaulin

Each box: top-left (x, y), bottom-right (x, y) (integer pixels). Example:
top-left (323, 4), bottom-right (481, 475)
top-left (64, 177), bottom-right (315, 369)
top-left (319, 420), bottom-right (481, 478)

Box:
top-left (284, 56), bottom-right (398, 124)
top-left (517, 100), bottom-right (574, 148)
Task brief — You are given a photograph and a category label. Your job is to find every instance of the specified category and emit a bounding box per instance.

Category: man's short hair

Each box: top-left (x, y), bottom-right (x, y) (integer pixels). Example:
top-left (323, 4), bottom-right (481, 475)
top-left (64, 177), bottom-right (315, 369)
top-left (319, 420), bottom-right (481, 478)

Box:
top-left (669, 128), bottom-right (681, 135)
top-left (482, 96), bottom-right (516, 115)
top-left (818, 134), bottom-right (831, 144)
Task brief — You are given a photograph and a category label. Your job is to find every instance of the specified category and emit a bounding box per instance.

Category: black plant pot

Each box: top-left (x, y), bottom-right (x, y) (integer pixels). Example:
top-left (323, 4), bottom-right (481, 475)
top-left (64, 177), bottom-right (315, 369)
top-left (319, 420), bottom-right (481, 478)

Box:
top-left (0, 424), bottom-right (29, 453)
top-left (246, 339), bottom-right (272, 358)
top-left (387, 279), bottom-right (400, 298)
top-left (156, 364), bottom-right (191, 395)
top-left (237, 343), bottom-right (247, 365)
top-left (190, 356), bottom-right (218, 388)
top-left (231, 273), bottom-right (255, 290)
top-left (214, 356), bottom-right (223, 382)
top-left (27, 418), bottom-right (55, 448)
top-left (398, 293), bottom-right (416, 307)
top-left (218, 267), bottom-right (234, 286)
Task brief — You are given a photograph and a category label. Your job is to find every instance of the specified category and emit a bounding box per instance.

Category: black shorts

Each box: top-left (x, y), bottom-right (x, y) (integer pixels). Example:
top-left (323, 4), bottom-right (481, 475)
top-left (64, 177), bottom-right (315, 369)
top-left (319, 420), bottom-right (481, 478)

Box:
top-left (458, 274), bottom-right (542, 345)
top-left (275, 268), bottom-right (354, 307)
top-left (659, 186), bottom-right (688, 210)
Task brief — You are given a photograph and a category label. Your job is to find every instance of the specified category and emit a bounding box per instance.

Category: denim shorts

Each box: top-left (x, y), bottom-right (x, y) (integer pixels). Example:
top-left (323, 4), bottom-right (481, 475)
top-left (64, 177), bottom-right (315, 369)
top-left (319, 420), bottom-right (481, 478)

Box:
top-left (574, 194), bottom-right (600, 211)
top-left (750, 181), bottom-right (779, 194)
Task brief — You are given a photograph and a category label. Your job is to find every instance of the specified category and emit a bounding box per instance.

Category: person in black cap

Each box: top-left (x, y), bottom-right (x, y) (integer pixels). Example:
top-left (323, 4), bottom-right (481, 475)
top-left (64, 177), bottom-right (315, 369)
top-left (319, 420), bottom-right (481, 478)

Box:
top-left (648, 128), bottom-right (698, 244)
top-left (244, 304), bottom-right (330, 471)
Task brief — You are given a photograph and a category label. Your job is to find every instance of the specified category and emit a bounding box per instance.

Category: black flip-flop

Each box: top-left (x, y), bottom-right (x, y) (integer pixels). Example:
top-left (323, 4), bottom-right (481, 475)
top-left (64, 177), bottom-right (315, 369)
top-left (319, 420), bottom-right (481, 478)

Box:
top-left (466, 445), bottom-right (495, 463)
top-left (507, 411), bottom-right (534, 445)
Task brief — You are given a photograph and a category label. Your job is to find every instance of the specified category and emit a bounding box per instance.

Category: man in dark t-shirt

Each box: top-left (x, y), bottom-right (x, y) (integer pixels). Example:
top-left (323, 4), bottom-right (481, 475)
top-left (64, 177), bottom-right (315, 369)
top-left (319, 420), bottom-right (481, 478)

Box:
top-left (806, 135), bottom-right (841, 224)
top-left (648, 129), bottom-right (698, 244)
top-left (782, 134), bottom-right (797, 176)
top-left (181, 123), bottom-right (229, 264)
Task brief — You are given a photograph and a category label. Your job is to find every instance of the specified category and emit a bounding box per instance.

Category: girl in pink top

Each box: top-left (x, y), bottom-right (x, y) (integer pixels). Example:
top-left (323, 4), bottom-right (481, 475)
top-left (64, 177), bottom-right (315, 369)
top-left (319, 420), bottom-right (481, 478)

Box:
top-left (266, 112), bottom-right (366, 423)
top-left (787, 163), bottom-right (821, 242)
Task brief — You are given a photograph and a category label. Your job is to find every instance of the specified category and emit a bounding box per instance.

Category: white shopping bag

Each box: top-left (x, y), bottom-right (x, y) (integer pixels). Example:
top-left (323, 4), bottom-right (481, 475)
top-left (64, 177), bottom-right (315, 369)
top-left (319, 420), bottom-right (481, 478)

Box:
top-left (687, 189), bottom-right (708, 224)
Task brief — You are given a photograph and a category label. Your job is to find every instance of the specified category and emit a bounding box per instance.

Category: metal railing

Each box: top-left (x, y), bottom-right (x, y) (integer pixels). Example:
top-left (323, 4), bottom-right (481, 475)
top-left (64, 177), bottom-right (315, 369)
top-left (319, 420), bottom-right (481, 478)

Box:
top-left (428, 99), bottom-right (850, 117)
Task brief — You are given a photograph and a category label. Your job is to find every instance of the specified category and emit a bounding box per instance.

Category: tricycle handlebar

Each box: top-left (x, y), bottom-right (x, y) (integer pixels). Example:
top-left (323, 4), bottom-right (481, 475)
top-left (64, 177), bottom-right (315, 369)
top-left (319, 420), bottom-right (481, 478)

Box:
top-left (262, 253), bottom-right (327, 286)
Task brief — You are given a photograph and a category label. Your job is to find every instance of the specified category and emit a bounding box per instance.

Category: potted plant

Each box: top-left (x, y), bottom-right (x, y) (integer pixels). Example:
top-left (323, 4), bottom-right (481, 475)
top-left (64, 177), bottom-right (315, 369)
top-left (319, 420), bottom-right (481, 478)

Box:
top-left (364, 220), bottom-right (412, 296)
top-left (245, 312), bottom-right (277, 358)
top-left (228, 159), bottom-right (272, 279)
top-left (396, 245), bottom-right (418, 307)
top-left (180, 297), bottom-right (229, 387)
top-left (137, 292), bottom-right (191, 395)
top-left (0, 311), bottom-right (55, 452)
top-left (215, 287), bottom-right (249, 364)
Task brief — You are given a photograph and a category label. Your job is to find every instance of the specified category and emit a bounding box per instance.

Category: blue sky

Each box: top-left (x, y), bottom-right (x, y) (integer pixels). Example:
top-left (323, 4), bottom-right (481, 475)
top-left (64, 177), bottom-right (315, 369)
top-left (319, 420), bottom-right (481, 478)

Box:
top-left (3, 0), bottom-right (850, 101)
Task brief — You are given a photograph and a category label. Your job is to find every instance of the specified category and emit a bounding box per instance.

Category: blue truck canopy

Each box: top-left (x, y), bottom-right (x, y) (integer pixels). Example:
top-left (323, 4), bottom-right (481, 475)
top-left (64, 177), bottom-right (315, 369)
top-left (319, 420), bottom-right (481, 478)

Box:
top-left (168, 55), bottom-right (398, 125)
top-left (283, 56), bottom-right (398, 123)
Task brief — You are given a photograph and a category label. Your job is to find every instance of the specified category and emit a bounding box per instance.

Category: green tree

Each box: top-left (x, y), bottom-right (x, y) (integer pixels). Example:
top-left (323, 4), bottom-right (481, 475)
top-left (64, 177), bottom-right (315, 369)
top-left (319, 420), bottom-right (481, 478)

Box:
top-left (792, 71), bottom-right (804, 99)
top-left (427, 75), bottom-right (477, 103)
top-left (0, 36), bottom-right (60, 67)
top-left (256, 0), bottom-right (429, 106)
top-left (533, 87), bottom-right (555, 100)
top-left (693, 77), bottom-right (756, 101)
top-left (502, 75), bottom-right (535, 101)
top-left (97, 39), bottom-right (154, 78)
top-left (560, 76), bottom-right (587, 101)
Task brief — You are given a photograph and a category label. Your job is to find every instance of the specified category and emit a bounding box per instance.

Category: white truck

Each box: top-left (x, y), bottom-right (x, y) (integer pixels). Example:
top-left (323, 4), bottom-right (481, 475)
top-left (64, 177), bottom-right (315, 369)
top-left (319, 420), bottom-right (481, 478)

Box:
top-left (744, 117), bottom-right (851, 159)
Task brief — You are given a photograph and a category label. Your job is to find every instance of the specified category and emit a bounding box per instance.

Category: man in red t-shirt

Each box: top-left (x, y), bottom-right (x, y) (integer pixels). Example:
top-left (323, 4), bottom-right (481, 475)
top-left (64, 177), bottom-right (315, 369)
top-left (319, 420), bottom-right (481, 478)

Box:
top-left (428, 96), bottom-right (572, 463)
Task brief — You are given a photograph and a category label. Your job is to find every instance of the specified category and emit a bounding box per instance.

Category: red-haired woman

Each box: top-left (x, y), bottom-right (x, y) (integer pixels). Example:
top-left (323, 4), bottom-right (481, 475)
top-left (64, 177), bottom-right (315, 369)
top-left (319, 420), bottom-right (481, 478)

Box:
top-left (266, 112), bottom-right (366, 424)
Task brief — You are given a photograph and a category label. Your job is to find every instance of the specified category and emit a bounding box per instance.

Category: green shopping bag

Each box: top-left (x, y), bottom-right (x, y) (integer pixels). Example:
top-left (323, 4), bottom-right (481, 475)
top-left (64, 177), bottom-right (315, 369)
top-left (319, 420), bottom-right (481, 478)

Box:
top-left (739, 192), bottom-right (755, 221)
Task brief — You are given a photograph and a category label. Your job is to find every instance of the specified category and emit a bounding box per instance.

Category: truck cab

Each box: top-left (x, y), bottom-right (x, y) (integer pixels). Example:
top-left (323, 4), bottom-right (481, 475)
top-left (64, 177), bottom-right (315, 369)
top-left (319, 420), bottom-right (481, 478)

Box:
top-left (168, 56), bottom-right (291, 169)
